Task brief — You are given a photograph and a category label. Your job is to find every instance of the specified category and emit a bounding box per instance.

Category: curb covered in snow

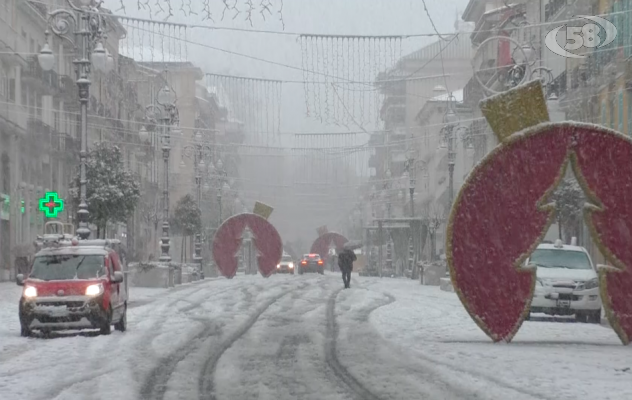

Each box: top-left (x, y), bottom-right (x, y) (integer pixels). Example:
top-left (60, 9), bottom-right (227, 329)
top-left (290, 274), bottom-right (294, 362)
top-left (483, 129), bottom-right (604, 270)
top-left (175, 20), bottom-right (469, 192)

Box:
top-left (439, 277), bottom-right (454, 292)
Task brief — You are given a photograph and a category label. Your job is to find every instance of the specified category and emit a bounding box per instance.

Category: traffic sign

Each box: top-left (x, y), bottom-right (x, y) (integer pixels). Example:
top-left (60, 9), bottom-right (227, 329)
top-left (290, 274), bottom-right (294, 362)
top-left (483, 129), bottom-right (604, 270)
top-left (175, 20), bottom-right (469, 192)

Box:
top-left (39, 192), bottom-right (64, 218)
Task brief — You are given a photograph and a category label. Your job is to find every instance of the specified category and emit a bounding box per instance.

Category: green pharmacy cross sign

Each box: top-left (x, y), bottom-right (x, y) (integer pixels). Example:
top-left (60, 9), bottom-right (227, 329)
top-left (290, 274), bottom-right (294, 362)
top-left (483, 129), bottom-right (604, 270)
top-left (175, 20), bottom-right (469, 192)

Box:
top-left (39, 192), bottom-right (64, 218)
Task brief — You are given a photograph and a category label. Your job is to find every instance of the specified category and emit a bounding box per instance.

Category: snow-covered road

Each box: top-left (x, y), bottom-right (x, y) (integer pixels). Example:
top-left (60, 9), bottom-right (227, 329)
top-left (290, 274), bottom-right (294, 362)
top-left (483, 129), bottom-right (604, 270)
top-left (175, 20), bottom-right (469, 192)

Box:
top-left (0, 274), bottom-right (630, 400)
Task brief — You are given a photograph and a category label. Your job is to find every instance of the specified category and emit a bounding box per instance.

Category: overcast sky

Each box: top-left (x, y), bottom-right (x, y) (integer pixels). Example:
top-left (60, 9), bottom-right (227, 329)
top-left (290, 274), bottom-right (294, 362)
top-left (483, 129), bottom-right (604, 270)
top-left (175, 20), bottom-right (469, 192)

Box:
top-left (101, 0), bottom-right (472, 243)
top-left (103, 0), bottom-right (471, 134)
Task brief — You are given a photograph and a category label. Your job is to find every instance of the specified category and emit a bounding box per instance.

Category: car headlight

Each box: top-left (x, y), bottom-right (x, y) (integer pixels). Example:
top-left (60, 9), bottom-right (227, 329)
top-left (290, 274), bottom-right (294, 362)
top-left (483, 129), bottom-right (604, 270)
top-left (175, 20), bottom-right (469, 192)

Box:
top-left (276, 264), bottom-right (280, 269)
top-left (584, 278), bottom-right (599, 290)
top-left (289, 263), bottom-right (294, 269)
top-left (23, 286), bottom-right (37, 298)
top-left (85, 284), bottom-right (104, 296)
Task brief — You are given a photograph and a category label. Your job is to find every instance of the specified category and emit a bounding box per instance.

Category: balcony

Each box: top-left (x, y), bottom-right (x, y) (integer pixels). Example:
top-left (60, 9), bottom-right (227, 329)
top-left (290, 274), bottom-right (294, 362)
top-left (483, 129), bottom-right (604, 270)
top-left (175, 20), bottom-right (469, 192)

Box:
top-left (369, 133), bottom-right (384, 146)
top-left (27, 117), bottom-right (52, 141)
top-left (22, 56), bottom-right (59, 94)
top-left (368, 154), bottom-right (381, 169)
top-left (56, 75), bottom-right (79, 110)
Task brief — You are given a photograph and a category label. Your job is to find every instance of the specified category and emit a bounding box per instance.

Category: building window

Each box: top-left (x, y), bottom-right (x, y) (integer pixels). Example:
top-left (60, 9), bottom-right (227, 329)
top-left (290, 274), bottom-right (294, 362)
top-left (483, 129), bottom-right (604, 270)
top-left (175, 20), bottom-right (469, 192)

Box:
top-left (8, 78), bottom-right (15, 103)
top-left (21, 83), bottom-right (27, 106)
top-left (1, 153), bottom-right (9, 193)
top-left (610, 96), bottom-right (616, 129)
top-left (0, 68), bottom-right (6, 99)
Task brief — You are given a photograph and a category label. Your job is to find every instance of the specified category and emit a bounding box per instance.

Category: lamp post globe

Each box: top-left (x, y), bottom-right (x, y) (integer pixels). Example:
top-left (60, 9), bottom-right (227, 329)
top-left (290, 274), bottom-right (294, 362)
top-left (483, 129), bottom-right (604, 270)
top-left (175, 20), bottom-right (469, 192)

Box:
top-left (139, 126), bottom-right (149, 141)
top-left (91, 41), bottom-right (107, 72)
top-left (105, 49), bottom-right (114, 72)
top-left (38, 42), bottom-right (55, 72)
top-left (445, 108), bottom-right (458, 125)
top-left (158, 85), bottom-right (176, 106)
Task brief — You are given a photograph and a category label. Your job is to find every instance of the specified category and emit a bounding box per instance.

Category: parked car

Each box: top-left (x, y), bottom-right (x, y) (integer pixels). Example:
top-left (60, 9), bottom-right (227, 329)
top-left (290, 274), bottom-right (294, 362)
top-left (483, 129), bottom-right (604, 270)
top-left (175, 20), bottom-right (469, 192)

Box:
top-left (298, 253), bottom-right (324, 275)
top-left (525, 240), bottom-right (602, 323)
top-left (276, 253), bottom-right (295, 274)
top-left (17, 235), bottom-right (128, 337)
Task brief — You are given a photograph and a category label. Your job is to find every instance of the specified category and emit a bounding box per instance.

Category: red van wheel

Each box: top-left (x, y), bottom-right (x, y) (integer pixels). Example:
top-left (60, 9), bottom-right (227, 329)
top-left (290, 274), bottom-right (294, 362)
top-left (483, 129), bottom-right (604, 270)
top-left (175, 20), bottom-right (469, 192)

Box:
top-left (115, 305), bottom-right (127, 332)
top-left (100, 306), bottom-right (112, 335)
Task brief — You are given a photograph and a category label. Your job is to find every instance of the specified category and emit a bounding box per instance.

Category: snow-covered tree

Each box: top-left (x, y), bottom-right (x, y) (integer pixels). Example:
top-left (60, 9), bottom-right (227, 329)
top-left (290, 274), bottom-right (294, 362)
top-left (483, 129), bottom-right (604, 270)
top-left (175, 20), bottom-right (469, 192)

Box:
top-left (138, 193), bottom-right (162, 259)
top-left (70, 142), bottom-right (141, 238)
top-left (170, 194), bottom-right (202, 263)
top-left (551, 177), bottom-right (585, 241)
top-left (170, 194), bottom-right (202, 237)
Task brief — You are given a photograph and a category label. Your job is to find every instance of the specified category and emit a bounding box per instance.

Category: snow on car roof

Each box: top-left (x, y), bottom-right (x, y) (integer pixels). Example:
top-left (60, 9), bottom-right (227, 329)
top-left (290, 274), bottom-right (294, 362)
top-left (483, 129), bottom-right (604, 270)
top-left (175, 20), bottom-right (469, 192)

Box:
top-left (535, 243), bottom-right (587, 252)
top-left (36, 246), bottom-right (111, 257)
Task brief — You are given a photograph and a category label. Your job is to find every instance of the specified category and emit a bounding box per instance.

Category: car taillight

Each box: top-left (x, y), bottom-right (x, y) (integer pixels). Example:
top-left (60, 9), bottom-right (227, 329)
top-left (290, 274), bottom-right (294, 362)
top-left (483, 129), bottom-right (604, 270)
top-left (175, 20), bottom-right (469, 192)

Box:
top-left (301, 261), bottom-right (307, 265)
top-left (318, 260), bottom-right (323, 265)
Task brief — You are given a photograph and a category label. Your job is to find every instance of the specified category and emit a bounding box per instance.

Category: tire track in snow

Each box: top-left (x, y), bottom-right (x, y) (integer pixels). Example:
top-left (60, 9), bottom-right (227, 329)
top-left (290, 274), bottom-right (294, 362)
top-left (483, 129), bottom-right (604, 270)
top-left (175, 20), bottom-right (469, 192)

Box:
top-left (141, 280), bottom-right (292, 400)
top-left (136, 281), bottom-right (253, 400)
top-left (325, 288), bottom-right (384, 400)
top-left (197, 283), bottom-right (308, 400)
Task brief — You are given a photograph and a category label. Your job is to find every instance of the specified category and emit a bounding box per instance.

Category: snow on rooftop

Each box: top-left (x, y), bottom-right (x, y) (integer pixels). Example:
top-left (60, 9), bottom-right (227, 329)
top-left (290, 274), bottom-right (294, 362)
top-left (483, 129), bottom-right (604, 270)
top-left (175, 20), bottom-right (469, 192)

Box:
top-left (483, 3), bottom-right (518, 16)
top-left (430, 88), bottom-right (464, 103)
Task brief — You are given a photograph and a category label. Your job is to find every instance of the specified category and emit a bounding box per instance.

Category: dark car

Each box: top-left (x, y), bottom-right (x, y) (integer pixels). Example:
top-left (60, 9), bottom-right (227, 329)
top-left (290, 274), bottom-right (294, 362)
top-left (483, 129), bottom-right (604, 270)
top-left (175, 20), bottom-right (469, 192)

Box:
top-left (298, 254), bottom-right (324, 275)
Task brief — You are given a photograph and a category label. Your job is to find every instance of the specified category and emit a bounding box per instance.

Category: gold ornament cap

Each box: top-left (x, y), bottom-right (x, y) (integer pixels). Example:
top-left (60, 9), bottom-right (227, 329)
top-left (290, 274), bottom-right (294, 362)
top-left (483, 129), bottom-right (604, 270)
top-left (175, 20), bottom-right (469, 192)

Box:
top-left (253, 201), bottom-right (274, 219)
top-left (480, 80), bottom-right (550, 143)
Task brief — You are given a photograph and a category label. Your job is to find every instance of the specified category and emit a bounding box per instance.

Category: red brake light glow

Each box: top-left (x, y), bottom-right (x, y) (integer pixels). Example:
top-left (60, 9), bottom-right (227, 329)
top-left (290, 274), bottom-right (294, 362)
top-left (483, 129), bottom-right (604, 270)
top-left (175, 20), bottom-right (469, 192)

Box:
top-left (301, 260), bottom-right (307, 265)
top-left (318, 260), bottom-right (323, 265)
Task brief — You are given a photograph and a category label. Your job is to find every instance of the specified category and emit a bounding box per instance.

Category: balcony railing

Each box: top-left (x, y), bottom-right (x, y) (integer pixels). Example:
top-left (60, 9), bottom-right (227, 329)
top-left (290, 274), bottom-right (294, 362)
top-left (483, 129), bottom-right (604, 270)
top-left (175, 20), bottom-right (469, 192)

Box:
top-left (545, 0), bottom-right (567, 22)
top-left (23, 56), bottom-right (59, 92)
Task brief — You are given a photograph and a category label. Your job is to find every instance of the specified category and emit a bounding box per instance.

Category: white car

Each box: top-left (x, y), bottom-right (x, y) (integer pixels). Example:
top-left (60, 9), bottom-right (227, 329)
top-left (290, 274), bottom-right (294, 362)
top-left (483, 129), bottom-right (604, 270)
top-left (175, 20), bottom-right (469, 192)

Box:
top-left (525, 240), bottom-right (602, 323)
top-left (276, 253), bottom-right (295, 274)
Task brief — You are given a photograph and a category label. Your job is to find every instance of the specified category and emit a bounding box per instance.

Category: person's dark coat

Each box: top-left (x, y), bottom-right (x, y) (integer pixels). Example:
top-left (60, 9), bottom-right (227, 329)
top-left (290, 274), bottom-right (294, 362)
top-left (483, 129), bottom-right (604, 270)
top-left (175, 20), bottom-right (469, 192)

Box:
top-left (338, 249), bottom-right (356, 273)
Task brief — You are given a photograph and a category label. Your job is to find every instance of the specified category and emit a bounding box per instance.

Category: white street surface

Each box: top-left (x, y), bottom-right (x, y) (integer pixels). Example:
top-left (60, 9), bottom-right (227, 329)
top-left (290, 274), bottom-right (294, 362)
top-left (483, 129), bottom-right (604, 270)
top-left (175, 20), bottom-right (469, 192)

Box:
top-left (0, 274), bottom-right (630, 400)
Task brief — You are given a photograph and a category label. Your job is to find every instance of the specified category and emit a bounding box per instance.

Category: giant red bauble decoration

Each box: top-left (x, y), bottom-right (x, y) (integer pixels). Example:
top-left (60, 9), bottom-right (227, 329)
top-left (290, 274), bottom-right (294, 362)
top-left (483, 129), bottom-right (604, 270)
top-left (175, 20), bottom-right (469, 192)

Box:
top-left (447, 122), bottom-right (632, 344)
top-left (310, 232), bottom-right (348, 260)
top-left (212, 213), bottom-right (283, 278)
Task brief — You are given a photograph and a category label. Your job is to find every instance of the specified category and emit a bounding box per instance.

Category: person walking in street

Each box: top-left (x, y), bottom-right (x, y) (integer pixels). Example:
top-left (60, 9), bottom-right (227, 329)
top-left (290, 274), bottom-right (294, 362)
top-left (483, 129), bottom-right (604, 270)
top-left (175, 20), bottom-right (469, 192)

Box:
top-left (338, 246), bottom-right (356, 289)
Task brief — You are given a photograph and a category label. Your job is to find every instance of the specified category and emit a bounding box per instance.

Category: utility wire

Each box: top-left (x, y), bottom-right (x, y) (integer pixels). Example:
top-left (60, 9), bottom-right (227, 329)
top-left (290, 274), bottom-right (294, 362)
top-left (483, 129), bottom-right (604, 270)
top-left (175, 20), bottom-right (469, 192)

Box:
top-left (33, 0), bottom-right (632, 41)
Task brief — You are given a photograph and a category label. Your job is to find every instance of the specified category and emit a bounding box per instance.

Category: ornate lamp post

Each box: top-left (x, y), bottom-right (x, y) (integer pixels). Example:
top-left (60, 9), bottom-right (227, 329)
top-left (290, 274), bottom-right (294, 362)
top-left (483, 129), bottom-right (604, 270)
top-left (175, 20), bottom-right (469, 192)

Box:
top-left (38, 0), bottom-right (114, 240)
top-left (141, 85), bottom-right (179, 262)
top-left (215, 159), bottom-right (229, 224)
top-left (180, 132), bottom-right (213, 266)
top-left (384, 168), bottom-right (392, 218)
top-left (443, 103), bottom-right (459, 208)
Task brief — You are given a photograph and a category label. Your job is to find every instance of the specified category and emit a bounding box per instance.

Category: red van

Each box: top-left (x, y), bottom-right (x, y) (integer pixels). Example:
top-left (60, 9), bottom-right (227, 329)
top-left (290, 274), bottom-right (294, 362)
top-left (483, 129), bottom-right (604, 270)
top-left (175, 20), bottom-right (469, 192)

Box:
top-left (17, 236), bottom-right (128, 337)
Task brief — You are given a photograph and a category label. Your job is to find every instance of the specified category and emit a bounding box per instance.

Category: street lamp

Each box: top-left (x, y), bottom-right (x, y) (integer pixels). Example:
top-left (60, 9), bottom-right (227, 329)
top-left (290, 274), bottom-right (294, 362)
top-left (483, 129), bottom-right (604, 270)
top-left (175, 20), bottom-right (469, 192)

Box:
top-left (216, 159), bottom-right (229, 224)
top-left (38, 0), bottom-right (112, 239)
top-left (181, 136), bottom-right (213, 265)
top-left (442, 94), bottom-right (460, 208)
top-left (142, 85), bottom-right (179, 262)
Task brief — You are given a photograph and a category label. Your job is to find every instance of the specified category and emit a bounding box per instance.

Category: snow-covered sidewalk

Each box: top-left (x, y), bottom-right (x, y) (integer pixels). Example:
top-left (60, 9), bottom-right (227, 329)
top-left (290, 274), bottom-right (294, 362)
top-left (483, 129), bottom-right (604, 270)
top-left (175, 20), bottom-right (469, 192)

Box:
top-left (367, 277), bottom-right (632, 400)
